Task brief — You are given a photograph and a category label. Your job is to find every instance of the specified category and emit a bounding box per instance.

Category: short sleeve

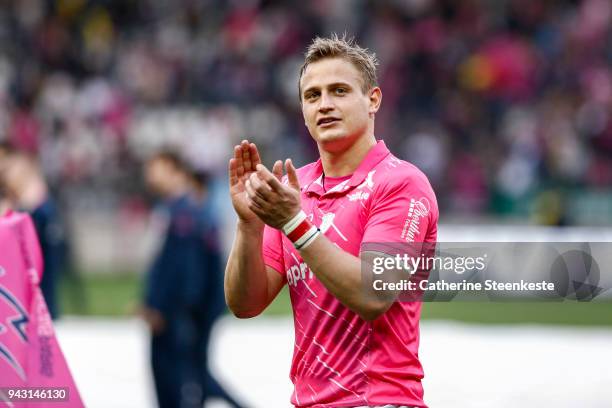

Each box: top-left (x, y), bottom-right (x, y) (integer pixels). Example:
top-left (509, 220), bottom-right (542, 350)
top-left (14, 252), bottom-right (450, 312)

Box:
top-left (262, 224), bottom-right (286, 276)
top-left (362, 178), bottom-right (438, 245)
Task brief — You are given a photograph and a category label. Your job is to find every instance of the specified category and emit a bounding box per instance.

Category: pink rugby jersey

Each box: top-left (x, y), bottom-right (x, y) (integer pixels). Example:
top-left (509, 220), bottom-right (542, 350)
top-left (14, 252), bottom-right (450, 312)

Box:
top-left (262, 140), bottom-right (438, 408)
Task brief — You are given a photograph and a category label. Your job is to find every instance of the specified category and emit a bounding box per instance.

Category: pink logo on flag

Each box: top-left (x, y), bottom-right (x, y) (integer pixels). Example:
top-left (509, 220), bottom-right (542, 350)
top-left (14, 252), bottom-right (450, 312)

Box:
top-left (0, 211), bottom-right (84, 407)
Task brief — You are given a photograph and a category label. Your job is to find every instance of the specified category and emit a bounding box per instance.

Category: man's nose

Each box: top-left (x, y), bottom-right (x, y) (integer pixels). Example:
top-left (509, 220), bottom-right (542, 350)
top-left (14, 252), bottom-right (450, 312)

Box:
top-left (318, 92), bottom-right (334, 112)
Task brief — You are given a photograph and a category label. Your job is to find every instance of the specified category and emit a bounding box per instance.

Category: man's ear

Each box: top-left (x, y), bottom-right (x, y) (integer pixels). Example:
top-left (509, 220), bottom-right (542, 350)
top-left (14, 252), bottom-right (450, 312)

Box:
top-left (368, 87), bottom-right (382, 115)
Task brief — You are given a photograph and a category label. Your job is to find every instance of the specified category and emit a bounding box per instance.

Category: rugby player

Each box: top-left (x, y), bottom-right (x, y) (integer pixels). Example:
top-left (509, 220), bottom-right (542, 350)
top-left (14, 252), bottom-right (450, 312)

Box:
top-left (225, 34), bottom-right (438, 408)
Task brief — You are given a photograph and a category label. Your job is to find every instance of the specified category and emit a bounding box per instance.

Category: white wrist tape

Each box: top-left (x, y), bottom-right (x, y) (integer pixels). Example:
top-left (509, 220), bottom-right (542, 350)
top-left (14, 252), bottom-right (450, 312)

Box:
top-left (293, 224), bottom-right (318, 248)
top-left (282, 210), bottom-right (307, 235)
top-left (295, 228), bottom-right (321, 250)
top-left (281, 210), bottom-right (320, 250)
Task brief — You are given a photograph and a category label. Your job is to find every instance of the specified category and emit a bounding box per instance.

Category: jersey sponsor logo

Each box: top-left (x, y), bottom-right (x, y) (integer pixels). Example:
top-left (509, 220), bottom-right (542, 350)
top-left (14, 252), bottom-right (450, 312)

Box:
top-left (286, 262), bottom-right (314, 287)
top-left (347, 191), bottom-right (370, 202)
top-left (401, 197), bottom-right (430, 242)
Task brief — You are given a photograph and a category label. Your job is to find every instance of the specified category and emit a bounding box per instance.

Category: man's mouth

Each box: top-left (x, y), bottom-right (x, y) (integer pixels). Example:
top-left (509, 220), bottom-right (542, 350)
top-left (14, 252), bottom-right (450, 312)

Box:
top-left (317, 117), bottom-right (340, 126)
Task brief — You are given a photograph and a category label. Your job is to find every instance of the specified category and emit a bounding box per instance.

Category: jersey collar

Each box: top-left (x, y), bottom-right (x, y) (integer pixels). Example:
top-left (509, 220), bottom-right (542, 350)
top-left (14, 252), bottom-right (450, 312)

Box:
top-left (303, 140), bottom-right (390, 197)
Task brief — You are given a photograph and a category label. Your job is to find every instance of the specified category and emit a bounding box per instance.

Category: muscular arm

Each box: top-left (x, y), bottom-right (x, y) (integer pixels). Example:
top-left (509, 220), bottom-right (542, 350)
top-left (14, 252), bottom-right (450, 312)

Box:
top-left (224, 221), bottom-right (285, 318)
top-left (300, 235), bottom-right (395, 321)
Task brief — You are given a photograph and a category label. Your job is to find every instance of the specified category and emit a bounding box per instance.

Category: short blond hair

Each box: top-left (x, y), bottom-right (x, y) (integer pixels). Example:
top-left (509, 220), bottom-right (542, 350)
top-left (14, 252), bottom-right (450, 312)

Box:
top-left (298, 34), bottom-right (379, 98)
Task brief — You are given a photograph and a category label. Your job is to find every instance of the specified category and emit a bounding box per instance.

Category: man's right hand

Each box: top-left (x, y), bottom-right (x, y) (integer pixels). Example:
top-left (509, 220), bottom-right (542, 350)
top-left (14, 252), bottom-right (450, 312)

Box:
top-left (229, 140), bottom-right (266, 228)
top-left (225, 140), bottom-right (286, 319)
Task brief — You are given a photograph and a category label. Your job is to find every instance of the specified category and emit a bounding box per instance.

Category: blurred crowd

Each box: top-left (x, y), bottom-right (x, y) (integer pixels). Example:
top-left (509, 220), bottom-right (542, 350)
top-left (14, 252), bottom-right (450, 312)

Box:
top-left (1, 0), bottom-right (611, 225)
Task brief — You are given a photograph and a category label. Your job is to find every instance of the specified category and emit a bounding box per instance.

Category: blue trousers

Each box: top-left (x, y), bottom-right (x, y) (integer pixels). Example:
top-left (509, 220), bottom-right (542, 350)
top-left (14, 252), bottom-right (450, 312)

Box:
top-left (151, 310), bottom-right (246, 408)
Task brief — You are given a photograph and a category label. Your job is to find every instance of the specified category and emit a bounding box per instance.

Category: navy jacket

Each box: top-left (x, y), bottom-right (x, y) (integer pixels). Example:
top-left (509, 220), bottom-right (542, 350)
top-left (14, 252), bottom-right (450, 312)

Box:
top-left (31, 197), bottom-right (66, 319)
top-left (144, 195), bottom-right (212, 318)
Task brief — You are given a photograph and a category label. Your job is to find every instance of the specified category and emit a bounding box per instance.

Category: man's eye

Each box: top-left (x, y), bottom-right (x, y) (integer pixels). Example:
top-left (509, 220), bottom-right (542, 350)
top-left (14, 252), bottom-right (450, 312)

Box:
top-left (306, 93), bottom-right (319, 100)
top-left (335, 88), bottom-right (347, 95)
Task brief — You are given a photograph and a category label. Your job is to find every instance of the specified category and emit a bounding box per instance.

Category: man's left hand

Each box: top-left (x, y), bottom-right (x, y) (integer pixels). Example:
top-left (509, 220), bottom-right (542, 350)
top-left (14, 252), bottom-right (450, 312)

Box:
top-left (244, 159), bottom-right (301, 229)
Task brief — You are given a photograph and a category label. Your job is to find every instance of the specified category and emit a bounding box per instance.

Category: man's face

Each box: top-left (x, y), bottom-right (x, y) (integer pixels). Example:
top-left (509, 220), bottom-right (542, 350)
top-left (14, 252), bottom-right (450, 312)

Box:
top-left (3, 158), bottom-right (33, 198)
top-left (145, 158), bottom-right (175, 197)
top-left (300, 57), bottom-right (380, 153)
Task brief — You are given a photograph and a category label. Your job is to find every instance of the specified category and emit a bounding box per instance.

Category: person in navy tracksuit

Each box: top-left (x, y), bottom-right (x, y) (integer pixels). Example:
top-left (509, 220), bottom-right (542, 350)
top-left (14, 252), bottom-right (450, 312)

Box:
top-left (188, 169), bottom-right (244, 408)
top-left (30, 196), bottom-right (66, 319)
top-left (143, 152), bottom-right (245, 408)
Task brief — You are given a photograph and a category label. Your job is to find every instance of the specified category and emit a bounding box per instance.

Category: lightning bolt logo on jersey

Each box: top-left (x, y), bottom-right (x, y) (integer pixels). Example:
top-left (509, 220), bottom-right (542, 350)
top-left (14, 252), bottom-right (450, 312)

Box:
top-left (0, 284), bottom-right (29, 381)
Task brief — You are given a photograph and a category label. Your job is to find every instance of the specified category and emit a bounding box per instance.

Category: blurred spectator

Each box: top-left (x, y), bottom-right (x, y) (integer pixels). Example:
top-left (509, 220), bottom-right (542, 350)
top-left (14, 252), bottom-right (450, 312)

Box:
top-left (0, 0), bottom-right (610, 224)
top-left (188, 168), bottom-right (246, 407)
top-left (142, 151), bottom-right (244, 408)
top-left (1, 152), bottom-right (67, 318)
